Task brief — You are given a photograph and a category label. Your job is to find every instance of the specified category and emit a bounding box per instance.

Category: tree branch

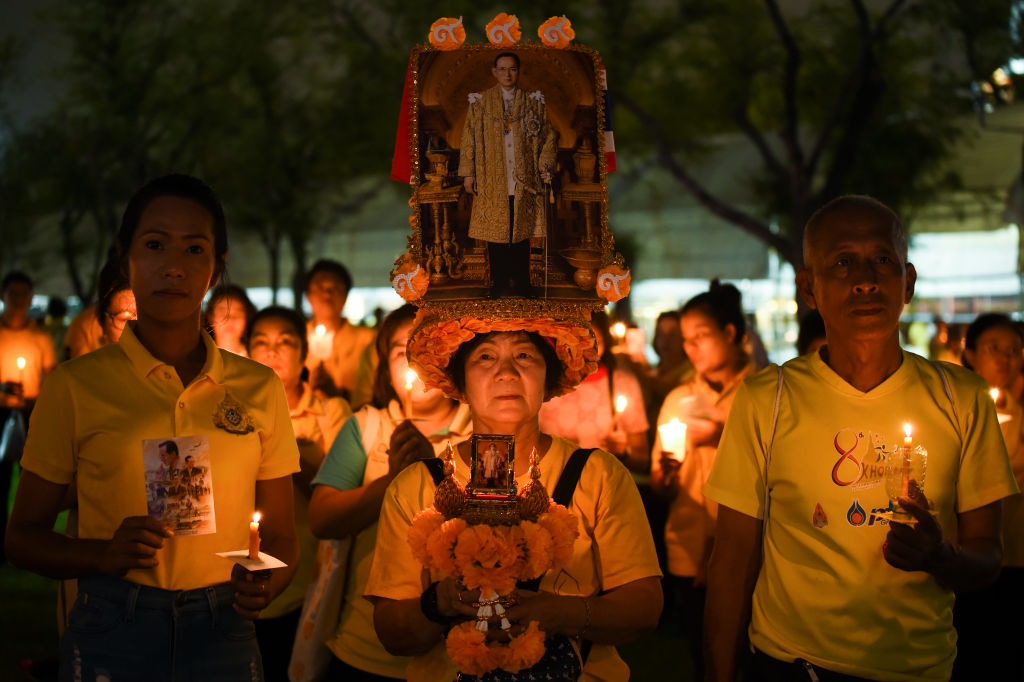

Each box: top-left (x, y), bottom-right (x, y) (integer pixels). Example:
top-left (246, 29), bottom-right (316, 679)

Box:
top-left (614, 90), bottom-right (788, 256)
top-left (763, 0), bottom-right (804, 172)
top-left (732, 99), bottom-right (788, 182)
top-left (807, 0), bottom-right (906, 179)
top-left (818, 0), bottom-right (907, 201)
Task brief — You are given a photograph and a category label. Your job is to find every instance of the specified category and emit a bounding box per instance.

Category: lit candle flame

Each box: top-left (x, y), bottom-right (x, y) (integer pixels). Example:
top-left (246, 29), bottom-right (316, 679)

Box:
top-left (252, 512), bottom-right (261, 524)
top-left (990, 388), bottom-right (1001, 403)
top-left (314, 324), bottom-right (326, 337)
top-left (615, 394), bottom-right (628, 414)
top-left (405, 368), bottom-right (417, 391)
top-left (612, 322), bottom-right (627, 339)
top-left (16, 357), bottom-right (25, 370)
top-left (903, 423), bottom-right (913, 448)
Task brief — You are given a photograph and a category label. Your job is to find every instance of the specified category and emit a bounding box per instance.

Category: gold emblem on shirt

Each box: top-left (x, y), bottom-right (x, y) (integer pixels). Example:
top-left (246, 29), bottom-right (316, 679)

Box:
top-left (213, 393), bottom-right (254, 435)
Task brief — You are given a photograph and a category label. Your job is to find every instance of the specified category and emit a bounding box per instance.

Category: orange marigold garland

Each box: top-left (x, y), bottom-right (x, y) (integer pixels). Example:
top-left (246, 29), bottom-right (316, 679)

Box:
top-left (486, 13), bottom-right (521, 47)
top-left (429, 17), bottom-right (466, 50)
top-left (538, 16), bottom-right (575, 48)
top-left (407, 497), bottom-right (579, 675)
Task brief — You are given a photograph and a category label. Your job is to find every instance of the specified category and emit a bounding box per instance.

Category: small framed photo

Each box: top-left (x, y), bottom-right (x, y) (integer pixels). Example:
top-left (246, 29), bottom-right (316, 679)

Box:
top-left (468, 434), bottom-right (515, 497)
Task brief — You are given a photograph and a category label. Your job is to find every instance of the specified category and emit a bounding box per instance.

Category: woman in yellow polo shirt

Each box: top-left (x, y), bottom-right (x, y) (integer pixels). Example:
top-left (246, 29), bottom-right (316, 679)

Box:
top-left (366, 326), bottom-right (663, 682)
top-left (7, 174), bottom-right (300, 680)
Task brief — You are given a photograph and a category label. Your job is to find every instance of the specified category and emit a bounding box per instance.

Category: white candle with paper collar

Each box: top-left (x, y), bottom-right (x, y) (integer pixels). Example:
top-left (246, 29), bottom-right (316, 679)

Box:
top-left (658, 418), bottom-right (687, 462)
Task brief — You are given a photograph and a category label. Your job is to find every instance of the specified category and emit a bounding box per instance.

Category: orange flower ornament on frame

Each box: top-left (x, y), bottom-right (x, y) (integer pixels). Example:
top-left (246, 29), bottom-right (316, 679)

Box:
top-left (486, 13), bottom-right (521, 47)
top-left (391, 253), bottom-right (430, 302)
top-left (429, 17), bottom-right (466, 51)
top-left (596, 264), bottom-right (631, 303)
top-left (538, 16), bottom-right (575, 48)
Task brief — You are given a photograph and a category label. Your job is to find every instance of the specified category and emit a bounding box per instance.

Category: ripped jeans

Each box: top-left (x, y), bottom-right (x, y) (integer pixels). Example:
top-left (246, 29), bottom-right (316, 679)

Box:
top-left (61, 576), bottom-right (263, 682)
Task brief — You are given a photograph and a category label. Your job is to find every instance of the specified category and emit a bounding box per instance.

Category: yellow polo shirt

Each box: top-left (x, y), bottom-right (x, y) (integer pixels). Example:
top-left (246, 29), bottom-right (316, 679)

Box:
top-left (365, 436), bottom-right (662, 682)
top-left (705, 350), bottom-right (1017, 681)
top-left (21, 323), bottom-right (300, 591)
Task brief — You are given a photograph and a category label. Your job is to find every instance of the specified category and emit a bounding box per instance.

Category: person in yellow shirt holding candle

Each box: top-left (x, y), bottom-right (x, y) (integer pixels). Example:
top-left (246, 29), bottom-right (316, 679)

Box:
top-left (301, 304), bottom-right (471, 681)
top-left (0, 270), bottom-right (57, 565)
top-left (704, 196), bottom-right (1018, 682)
top-left (5, 174), bottom-right (300, 680)
top-left (246, 304), bottom-right (351, 680)
top-left (953, 312), bottom-right (1024, 680)
top-left (649, 280), bottom-right (757, 680)
top-left (302, 259), bottom-right (376, 408)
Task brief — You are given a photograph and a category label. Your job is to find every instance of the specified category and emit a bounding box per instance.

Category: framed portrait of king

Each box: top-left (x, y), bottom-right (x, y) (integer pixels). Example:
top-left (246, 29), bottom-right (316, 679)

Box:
top-left (401, 40), bottom-right (614, 299)
top-left (468, 434), bottom-right (516, 498)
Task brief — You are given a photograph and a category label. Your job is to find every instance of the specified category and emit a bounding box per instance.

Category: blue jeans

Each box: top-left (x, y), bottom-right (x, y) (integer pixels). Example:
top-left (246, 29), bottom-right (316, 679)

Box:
top-left (61, 576), bottom-right (263, 682)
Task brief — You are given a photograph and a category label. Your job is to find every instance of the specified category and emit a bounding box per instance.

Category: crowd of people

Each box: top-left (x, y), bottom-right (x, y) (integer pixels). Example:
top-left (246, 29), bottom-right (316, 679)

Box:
top-left (1, 179), bottom-right (1022, 682)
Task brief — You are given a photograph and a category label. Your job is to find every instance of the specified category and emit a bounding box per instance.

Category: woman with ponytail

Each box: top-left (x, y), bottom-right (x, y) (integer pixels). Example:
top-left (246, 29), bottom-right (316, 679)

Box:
top-left (649, 279), bottom-right (758, 678)
top-left (7, 174), bottom-right (300, 680)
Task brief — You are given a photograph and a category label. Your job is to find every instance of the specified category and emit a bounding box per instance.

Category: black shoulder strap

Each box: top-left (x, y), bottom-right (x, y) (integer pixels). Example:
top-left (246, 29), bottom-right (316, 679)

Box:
top-left (518, 448), bottom-right (595, 595)
top-left (551, 448), bottom-right (595, 508)
top-left (422, 457), bottom-right (445, 485)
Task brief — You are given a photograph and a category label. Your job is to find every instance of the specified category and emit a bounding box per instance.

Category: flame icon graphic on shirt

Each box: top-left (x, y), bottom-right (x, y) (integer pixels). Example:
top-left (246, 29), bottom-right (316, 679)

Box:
top-left (847, 499), bottom-right (867, 526)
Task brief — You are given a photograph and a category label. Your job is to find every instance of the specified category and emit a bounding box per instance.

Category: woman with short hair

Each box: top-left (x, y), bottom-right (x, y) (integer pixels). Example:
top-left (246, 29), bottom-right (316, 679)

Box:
top-left (367, 322), bottom-right (663, 681)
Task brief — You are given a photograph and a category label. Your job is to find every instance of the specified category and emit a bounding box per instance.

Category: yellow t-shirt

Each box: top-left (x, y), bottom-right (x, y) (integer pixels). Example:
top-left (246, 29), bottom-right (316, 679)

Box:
top-left (996, 393), bottom-right (1024, 566)
top-left (364, 436), bottom-right (662, 682)
top-left (652, 361), bottom-right (756, 577)
top-left (261, 387), bottom-right (350, 619)
top-left (305, 320), bottom-right (376, 405)
top-left (20, 323), bottom-right (300, 591)
top-left (704, 350), bottom-right (1018, 681)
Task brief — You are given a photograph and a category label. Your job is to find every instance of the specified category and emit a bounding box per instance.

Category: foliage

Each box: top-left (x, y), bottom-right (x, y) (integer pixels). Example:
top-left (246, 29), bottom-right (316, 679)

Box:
top-left (585, 0), bottom-right (1016, 271)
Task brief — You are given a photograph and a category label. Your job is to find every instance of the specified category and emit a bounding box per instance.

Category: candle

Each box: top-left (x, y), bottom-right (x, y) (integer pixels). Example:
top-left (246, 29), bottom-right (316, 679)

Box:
top-left (16, 356), bottom-right (25, 389)
top-left (901, 424), bottom-right (912, 498)
top-left (404, 368), bottom-right (417, 420)
top-left (613, 394), bottom-right (628, 431)
top-left (990, 388), bottom-right (1000, 404)
top-left (310, 324), bottom-right (332, 361)
top-left (611, 322), bottom-right (627, 341)
top-left (658, 418), bottom-right (687, 462)
top-left (248, 512), bottom-right (261, 560)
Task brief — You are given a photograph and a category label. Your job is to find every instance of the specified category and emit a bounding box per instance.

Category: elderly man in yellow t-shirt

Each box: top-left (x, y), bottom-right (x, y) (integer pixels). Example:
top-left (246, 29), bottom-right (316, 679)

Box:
top-left (703, 196), bottom-right (1019, 682)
